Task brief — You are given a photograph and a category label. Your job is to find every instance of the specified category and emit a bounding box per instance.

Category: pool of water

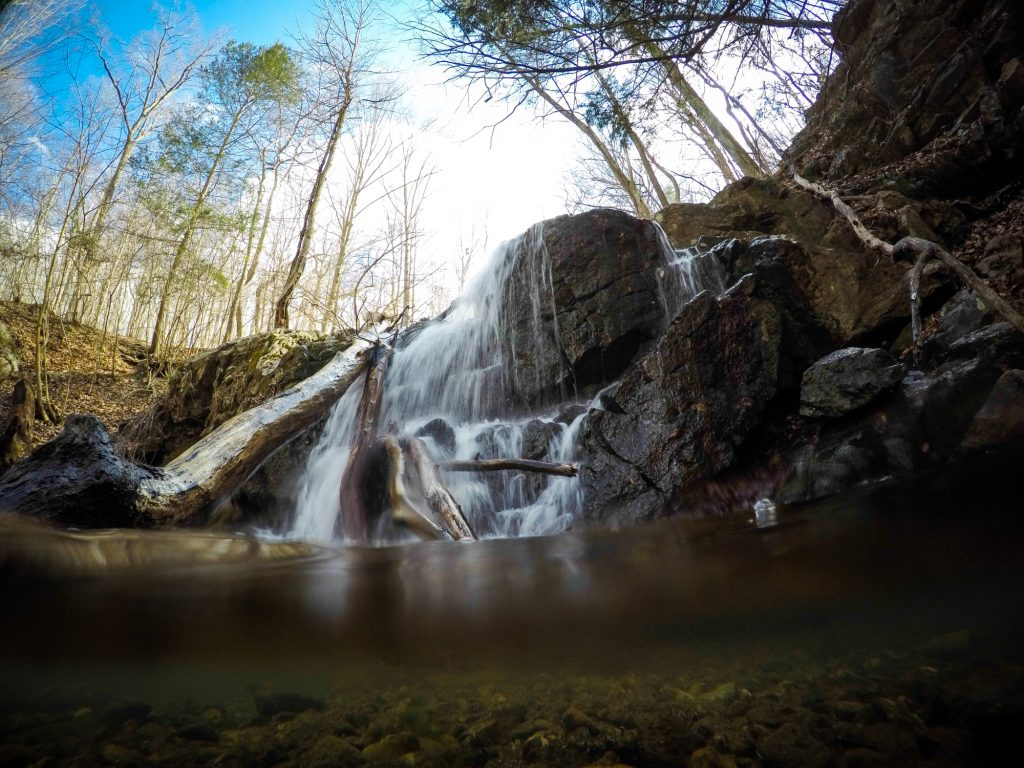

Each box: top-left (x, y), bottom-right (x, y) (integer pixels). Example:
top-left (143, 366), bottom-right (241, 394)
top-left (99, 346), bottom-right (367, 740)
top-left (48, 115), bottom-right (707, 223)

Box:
top-left (2, 444), bottom-right (1023, 766)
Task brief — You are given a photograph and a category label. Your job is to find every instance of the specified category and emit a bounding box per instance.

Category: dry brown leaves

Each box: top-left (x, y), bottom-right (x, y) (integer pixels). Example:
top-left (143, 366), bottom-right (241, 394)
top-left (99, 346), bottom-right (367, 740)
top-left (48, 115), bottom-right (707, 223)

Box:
top-left (0, 302), bottom-right (180, 447)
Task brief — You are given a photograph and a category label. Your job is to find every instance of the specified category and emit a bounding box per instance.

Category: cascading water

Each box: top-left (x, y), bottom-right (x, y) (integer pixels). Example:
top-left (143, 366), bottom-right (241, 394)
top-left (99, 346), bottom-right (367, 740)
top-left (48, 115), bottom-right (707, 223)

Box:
top-left (292, 220), bottom-right (725, 544)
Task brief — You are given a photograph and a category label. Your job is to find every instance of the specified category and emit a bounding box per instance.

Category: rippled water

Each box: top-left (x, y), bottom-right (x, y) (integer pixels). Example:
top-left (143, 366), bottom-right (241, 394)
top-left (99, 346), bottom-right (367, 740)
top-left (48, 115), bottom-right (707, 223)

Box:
top-left (2, 445), bottom-right (1023, 766)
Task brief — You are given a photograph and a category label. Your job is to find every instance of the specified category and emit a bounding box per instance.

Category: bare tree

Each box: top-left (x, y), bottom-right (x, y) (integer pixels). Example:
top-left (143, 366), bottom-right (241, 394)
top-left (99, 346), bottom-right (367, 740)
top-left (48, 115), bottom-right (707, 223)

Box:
top-left (274, 0), bottom-right (384, 329)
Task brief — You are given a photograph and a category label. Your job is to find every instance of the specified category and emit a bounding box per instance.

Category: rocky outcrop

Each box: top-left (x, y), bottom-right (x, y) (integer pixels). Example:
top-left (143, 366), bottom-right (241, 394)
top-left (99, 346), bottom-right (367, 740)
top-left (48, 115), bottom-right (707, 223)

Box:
top-left (788, 0), bottom-right (1024, 197)
top-left (656, 177), bottom-right (860, 251)
top-left (124, 330), bottom-right (352, 464)
top-left (502, 208), bottom-right (684, 405)
top-left (578, 277), bottom-right (781, 524)
top-left (118, 329), bottom-right (353, 525)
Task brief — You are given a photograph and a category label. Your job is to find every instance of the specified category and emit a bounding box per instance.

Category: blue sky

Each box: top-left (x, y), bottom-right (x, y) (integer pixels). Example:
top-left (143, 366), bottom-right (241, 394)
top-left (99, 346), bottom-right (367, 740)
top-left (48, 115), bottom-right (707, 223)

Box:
top-left (89, 0), bottom-right (313, 47)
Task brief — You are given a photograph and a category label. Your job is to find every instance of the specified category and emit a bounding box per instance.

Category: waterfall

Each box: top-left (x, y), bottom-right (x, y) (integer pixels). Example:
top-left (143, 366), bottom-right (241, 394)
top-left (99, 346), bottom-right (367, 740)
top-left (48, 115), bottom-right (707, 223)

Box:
top-left (291, 219), bottom-right (724, 544)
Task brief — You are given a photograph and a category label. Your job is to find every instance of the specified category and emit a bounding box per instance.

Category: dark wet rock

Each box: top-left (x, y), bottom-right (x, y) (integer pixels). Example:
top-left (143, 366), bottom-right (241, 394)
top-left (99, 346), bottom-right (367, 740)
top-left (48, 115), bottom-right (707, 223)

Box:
top-left (253, 692), bottom-right (325, 719)
top-left (945, 322), bottom-right (1024, 369)
top-left (0, 414), bottom-right (156, 527)
top-left (416, 417), bottom-right (456, 454)
top-left (556, 403), bottom-right (588, 425)
top-left (800, 348), bottom-right (905, 418)
top-left (723, 238), bottom-right (938, 373)
top-left (473, 423), bottom-right (519, 460)
top-left (977, 233), bottom-right (1023, 277)
top-left (503, 208), bottom-right (682, 405)
top-left (578, 283), bottom-right (781, 524)
top-left (521, 419), bottom-right (562, 461)
top-left (920, 289), bottom-right (995, 363)
top-left (961, 369), bottom-right (1024, 449)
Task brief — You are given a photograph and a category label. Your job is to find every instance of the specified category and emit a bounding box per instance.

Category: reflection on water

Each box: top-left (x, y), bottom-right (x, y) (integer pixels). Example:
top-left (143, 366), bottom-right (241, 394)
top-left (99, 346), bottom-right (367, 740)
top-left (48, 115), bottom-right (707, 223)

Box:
top-left (2, 445), bottom-right (1024, 765)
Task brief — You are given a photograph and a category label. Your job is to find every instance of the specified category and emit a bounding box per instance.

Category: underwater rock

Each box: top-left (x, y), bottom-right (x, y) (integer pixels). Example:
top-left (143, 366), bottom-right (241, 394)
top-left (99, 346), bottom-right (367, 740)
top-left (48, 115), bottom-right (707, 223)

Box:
top-left (800, 348), bottom-right (905, 418)
top-left (254, 691), bottom-right (325, 719)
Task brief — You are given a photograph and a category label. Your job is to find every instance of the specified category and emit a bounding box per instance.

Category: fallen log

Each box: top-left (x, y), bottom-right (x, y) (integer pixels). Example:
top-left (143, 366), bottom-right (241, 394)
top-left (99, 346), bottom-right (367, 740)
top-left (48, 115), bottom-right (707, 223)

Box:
top-left (0, 336), bottom-right (374, 527)
top-left (444, 458), bottom-right (578, 477)
top-left (406, 437), bottom-right (476, 541)
top-left (338, 335), bottom-right (395, 541)
top-left (379, 435), bottom-right (448, 541)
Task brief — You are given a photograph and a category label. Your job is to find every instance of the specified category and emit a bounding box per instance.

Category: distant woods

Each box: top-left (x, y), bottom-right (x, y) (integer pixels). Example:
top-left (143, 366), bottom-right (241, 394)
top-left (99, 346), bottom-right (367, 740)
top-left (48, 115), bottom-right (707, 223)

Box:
top-left (0, 0), bottom-right (843, 420)
top-left (0, 0), bottom-right (446, 420)
top-left (421, 0), bottom-right (842, 212)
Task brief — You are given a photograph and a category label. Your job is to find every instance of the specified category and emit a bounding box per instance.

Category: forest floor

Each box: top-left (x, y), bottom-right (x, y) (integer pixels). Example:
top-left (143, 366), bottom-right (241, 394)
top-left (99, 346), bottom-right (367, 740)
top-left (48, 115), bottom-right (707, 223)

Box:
top-left (0, 302), bottom-right (198, 447)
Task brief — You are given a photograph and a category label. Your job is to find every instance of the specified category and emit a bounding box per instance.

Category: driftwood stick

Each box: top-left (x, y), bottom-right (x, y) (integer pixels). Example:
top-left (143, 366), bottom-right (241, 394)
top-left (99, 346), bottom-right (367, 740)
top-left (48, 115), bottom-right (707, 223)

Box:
top-left (444, 458), bottom-right (579, 477)
top-left (406, 437), bottom-right (476, 541)
top-left (895, 237), bottom-right (1024, 336)
top-left (908, 244), bottom-right (930, 363)
top-left (793, 171), bottom-right (1024, 348)
top-left (380, 436), bottom-right (448, 541)
top-left (792, 171), bottom-right (895, 257)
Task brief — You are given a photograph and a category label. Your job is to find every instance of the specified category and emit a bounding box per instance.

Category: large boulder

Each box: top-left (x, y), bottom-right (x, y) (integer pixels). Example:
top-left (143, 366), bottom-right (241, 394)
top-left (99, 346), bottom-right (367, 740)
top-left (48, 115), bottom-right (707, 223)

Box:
top-left (118, 329), bottom-right (353, 526)
top-left (800, 347), bottom-right (905, 418)
top-left (123, 329), bottom-right (352, 464)
top-left (577, 277), bottom-right (781, 524)
top-left (655, 177), bottom-right (860, 251)
top-left (502, 209), bottom-right (695, 405)
top-left (961, 369), bottom-right (1024, 450)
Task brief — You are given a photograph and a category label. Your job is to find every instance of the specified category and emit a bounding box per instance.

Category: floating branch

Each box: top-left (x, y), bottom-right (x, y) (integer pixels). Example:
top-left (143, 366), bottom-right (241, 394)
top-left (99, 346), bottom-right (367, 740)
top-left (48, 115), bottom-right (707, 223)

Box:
top-left (444, 458), bottom-right (579, 477)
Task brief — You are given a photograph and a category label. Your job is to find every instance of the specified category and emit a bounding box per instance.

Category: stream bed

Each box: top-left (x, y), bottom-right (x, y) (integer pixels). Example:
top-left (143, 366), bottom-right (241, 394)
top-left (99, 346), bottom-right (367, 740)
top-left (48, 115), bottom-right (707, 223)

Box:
top-left (2, 444), bottom-right (1023, 767)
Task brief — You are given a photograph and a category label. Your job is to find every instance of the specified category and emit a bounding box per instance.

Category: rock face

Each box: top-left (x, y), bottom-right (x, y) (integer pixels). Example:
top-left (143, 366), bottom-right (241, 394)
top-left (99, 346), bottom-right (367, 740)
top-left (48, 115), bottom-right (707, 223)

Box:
top-left (788, 0), bottom-right (1024, 196)
top-left (961, 369), bottom-right (1024, 450)
top-left (656, 177), bottom-right (860, 251)
top-left (502, 208), bottom-right (684, 405)
top-left (800, 348), bottom-right (905, 418)
top-left (578, 278), bottom-right (781, 524)
top-left (124, 330), bottom-right (352, 464)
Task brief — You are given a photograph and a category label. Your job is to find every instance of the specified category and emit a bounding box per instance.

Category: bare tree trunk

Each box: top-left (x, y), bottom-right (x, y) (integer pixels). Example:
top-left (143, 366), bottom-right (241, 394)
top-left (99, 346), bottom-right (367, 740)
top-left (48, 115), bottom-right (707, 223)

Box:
top-left (274, 99), bottom-right (350, 329)
top-left (526, 75), bottom-right (652, 218)
top-left (645, 39), bottom-right (765, 180)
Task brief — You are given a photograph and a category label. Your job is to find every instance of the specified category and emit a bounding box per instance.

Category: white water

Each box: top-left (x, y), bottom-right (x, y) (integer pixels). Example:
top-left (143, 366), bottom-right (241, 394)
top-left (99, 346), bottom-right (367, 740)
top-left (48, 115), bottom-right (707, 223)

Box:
top-left (291, 220), bottom-right (724, 544)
